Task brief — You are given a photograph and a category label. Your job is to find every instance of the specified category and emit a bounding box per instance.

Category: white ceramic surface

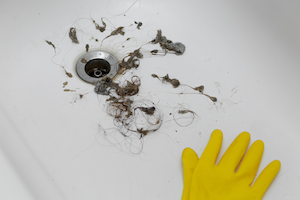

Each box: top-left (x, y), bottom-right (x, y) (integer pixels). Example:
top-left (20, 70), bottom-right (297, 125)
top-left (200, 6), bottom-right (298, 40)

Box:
top-left (1, 0), bottom-right (300, 199)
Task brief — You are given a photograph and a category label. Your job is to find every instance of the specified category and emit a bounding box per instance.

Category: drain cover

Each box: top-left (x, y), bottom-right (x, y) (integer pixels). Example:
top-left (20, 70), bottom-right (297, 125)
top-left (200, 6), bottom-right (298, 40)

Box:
top-left (76, 51), bottom-right (119, 84)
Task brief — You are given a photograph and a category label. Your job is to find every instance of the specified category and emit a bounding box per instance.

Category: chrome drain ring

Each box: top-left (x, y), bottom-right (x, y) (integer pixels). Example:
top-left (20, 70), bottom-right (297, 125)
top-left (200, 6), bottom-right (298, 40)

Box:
top-left (76, 51), bottom-right (119, 84)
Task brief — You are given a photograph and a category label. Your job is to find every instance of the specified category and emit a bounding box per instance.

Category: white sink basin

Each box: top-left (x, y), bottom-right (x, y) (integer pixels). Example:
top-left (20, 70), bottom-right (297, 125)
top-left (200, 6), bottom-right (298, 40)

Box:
top-left (1, 0), bottom-right (300, 199)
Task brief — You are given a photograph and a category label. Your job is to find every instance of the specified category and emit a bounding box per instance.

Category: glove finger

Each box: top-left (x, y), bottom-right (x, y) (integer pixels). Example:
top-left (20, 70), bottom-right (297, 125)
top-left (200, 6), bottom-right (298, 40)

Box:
top-left (252, 160), bottom-right (281, 197)
top-left (181, 148), bottom-right (198, 200)
top-left (198, 129), bottom-right (223, 166)
top-left (237, 140), bottom-right (264, 184)
top-left (218, 132), bottom-right (250, 171)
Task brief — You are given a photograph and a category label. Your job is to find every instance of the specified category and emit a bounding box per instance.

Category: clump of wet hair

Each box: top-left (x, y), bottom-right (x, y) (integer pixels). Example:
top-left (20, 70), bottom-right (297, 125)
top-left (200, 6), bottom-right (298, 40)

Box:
top-left (151, 30), bottom-right (185, 55)
top-left (93, 18), bottom-right (106, 32)
top-left (100, 26), bottom-right (125, 46)
top-left (172, 108), bottom-right (197, 127)
top-left (69, 27), bottom-right (79, 44)
top-left (94, 75), bottom-right (162, 139)
top-left (105, 96), bottom-right (163, 138)
top-left (152, 74), bottom-right (180, 88)
top-left (94, 76), bottom-right (141, 97)
top-left (152, 73), bottom-right (217, 102)
top-left (45, 40), bottom-right (56, 52)
top-left (118, 48), bottom-right (143, 74)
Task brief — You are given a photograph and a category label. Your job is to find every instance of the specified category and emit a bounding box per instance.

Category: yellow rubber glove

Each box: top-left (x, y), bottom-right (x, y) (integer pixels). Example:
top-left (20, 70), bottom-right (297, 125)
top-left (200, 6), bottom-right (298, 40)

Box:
top-left (181, 129), bottom-right (281, 200)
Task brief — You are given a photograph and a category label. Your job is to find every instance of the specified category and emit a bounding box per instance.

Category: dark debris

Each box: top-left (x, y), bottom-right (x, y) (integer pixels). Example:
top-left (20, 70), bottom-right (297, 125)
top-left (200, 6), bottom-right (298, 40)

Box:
top-left (69, 27), bottom-right (79, 44)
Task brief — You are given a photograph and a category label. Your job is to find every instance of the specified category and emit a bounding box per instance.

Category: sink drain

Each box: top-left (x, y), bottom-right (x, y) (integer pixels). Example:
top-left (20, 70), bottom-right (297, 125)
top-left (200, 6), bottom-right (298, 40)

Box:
top-left (76, 51), bottom-right (119, 84)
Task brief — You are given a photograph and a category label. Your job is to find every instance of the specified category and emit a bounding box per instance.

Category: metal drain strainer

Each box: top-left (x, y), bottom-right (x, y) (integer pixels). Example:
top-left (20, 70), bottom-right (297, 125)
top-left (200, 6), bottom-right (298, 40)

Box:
top-left (76, 51), bottom-right (118, 84)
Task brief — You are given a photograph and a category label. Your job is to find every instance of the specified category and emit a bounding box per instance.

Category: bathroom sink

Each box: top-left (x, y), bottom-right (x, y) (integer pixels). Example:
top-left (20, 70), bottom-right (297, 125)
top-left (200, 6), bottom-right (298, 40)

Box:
top-left (0, 0), bottom-right (300, 199)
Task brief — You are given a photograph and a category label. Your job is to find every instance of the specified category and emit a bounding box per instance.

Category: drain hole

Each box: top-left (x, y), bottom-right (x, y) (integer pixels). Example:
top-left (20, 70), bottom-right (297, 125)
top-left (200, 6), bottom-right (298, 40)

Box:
top-left (85, 59), bottom-right (111, 78)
